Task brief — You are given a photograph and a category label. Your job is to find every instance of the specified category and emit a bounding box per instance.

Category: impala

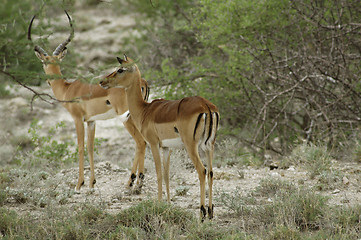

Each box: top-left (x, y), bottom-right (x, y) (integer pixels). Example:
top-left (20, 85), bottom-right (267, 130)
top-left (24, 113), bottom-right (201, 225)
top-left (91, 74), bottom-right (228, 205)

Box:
top-left (100, 55), bottom-right (219, 220)
top-left (28, 12), bottom-right (149, 192)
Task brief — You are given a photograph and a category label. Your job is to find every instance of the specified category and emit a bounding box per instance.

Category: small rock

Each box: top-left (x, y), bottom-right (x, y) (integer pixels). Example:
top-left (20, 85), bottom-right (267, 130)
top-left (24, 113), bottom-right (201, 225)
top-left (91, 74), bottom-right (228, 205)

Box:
top-left (270, 172), bottom-right (280, 177)
top-left (342, 177), bottom-right (349, 185)
top-left (332, 189), bottom-right (340, 194)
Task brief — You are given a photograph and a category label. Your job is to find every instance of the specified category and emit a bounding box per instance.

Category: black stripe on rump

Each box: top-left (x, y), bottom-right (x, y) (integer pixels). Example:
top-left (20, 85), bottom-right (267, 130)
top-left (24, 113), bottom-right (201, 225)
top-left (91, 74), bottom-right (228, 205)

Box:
top-left (193, 113), bottom-right (204, 140)
top-left (144, 86), bottom-right (150, 101)
top-left (205, 106), bottom-right (213, 145)
top-left (215, 112), bottom-right (219, 129)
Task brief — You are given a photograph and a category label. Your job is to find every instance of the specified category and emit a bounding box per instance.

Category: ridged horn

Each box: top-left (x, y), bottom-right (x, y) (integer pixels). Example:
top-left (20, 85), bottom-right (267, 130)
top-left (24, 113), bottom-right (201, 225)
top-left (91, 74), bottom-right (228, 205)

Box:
top-left (52, 10), bottom-right (74, 56)
top-left (28, 14), bottom-right (49, 56)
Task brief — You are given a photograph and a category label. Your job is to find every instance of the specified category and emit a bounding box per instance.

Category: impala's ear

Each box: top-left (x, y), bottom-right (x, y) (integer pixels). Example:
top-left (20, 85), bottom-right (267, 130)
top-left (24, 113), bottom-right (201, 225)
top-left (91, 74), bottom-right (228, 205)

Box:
top-left (35, 51), bottom-right (45, 61)
top-left (117, 56), bottom-right (123, 65)
top-left (123, 54), bottom-right (128, 62)
top-left (57, 48), bottom-right (67, 61)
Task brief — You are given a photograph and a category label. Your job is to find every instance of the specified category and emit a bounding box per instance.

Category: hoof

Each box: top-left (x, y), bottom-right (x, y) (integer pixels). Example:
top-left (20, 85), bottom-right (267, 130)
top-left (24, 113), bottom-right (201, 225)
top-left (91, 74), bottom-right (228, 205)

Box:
top-left (200, 205), bottom-right (207, 222)
top-left (74, 187), bottom-right (81, 194)
top-left (208, 204), bottom-right (214, 219)
top-left (132, 187), bottom-right (142, 195)
top-left (128, 173), bottom-right (137, 188)
top-left (75, 181), bottom-right (84, 193)
top-left (90, 179), bottom-right (96, 188)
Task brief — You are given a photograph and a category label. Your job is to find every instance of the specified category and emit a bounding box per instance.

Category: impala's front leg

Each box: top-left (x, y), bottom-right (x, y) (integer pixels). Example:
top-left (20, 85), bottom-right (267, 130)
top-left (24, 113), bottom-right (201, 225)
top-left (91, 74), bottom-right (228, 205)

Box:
top-left (87, 121), bottom-right (96, 188)
top-left (123, 119), bottom-right (146, 193)
top-left (150, 143), bottom-right (163, 201)
top-left (162, 147), bottom-right (172, 202)
top-left (74, 118), bottom-right (85, 192)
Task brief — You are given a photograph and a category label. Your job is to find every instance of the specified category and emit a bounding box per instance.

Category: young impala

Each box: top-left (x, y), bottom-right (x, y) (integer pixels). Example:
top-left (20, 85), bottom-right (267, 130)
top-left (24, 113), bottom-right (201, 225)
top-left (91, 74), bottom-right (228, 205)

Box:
top-left (28, 12), bottom-right (149, 193)
top-left (100, 55), bottom-right (219, 220)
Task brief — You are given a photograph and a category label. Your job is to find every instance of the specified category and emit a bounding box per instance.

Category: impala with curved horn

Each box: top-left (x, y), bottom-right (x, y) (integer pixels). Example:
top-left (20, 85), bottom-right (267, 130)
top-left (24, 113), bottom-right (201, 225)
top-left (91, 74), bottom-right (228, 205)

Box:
top-left (100, 55), bottom-right (219, 220)
top-left (28, 12), bottom-right (149, 192)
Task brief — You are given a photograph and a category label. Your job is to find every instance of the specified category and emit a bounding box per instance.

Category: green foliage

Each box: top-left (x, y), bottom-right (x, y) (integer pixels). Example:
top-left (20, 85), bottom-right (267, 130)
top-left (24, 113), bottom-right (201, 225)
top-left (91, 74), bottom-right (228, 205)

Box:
top-left (14, 119), bottom-right (77, 169)
top-left (116, 200), bottom-right (195, 236)
top-left (0, 208), bottom-right (20, 236)
top-left (0, 0), bottom-right (78, 88)
top-left (222, 178), bottom-right (329, 230)
top-left (215, 139), bottom-right (263, 167)
top-left (30, 119), bottom-right (77, 164)
top-left (219, 178), bottom-right (360, 238)
top-left (285, 143), bottom-right (332, 178)
top-left (118, 0), bottom-right (361, 156)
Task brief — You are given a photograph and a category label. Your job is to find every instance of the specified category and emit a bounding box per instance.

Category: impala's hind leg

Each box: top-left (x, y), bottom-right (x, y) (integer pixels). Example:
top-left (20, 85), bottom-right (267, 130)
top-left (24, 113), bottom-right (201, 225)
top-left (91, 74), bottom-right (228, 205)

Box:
top-left (123, 119), bottom-right (146, 193)
top-left (205, 149), bottom-right (214, 219)
top-left (185, 144), bottom-right (207, 221)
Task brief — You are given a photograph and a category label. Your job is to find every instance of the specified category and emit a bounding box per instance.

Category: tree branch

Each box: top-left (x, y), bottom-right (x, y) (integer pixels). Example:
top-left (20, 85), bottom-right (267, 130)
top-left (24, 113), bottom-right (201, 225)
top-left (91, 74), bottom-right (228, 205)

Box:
top-left (0, 70), bottom-right (77, 111)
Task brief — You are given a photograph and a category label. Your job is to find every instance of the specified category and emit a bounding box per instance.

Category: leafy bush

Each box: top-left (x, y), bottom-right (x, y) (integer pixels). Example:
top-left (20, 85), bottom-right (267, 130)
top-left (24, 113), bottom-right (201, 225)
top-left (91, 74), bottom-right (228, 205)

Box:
top-left (0, 0), bottom-right (78, 89)
top-left (285, 143), bottom-right (332, 178)
top-left (116, 200), bottom-right (195, 237)
top-left (116, 0), bottom-right (361, 156)
top-left (14, 119), bottom-right (77, 169)
top-left (220, 178), bottom-right (328, 231)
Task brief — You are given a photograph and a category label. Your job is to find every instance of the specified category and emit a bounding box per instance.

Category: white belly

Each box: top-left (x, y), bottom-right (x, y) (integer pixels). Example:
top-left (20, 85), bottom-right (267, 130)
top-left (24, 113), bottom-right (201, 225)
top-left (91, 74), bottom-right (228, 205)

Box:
top-left (161, 138), bottom-right (184, 148)
top-left (88, 109), bottom-right (118, 121)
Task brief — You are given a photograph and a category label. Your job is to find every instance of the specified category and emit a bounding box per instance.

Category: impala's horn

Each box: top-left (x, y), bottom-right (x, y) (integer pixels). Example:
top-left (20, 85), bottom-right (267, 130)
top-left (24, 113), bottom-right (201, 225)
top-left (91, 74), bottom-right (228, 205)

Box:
top-left (52, 10), bottom-right (74, 56)
top-left (28, 14), bottom-right (49, 56)
top-left (123, 54), bottom-right (128, 62)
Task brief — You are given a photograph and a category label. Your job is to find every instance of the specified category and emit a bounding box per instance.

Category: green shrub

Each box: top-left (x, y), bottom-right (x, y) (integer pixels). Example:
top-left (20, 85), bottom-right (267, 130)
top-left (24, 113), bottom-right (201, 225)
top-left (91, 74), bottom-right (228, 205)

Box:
top-left (286, 144), bottom-right (332, 178)
top-left (116, 200), bottom-right (195, 235)
top-left (315, 169), bottom-right (344, 191)
top-left (215, 139), bottom-right (263, 167)
top-left (220, 178), bottom-right (328, 231)
top-left (14, 119), bottom-right (77, 169)
top-left (0, 208), bottom-right (19, 236)
top-left (267, 225), bottom-right (301, 240)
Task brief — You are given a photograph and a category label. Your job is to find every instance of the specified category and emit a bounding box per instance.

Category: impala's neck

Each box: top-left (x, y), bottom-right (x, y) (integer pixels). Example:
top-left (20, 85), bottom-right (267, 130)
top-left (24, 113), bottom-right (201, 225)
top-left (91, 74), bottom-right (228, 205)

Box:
top-left (43, 63), bottom-right (68, 100)
top-left (125, 69), bottom-right (147, 130)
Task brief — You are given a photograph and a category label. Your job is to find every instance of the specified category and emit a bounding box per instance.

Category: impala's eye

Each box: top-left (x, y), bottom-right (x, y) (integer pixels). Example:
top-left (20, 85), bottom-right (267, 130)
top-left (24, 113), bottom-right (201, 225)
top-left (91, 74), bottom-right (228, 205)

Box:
top-left (117, 68), bottom-right (124, 74)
